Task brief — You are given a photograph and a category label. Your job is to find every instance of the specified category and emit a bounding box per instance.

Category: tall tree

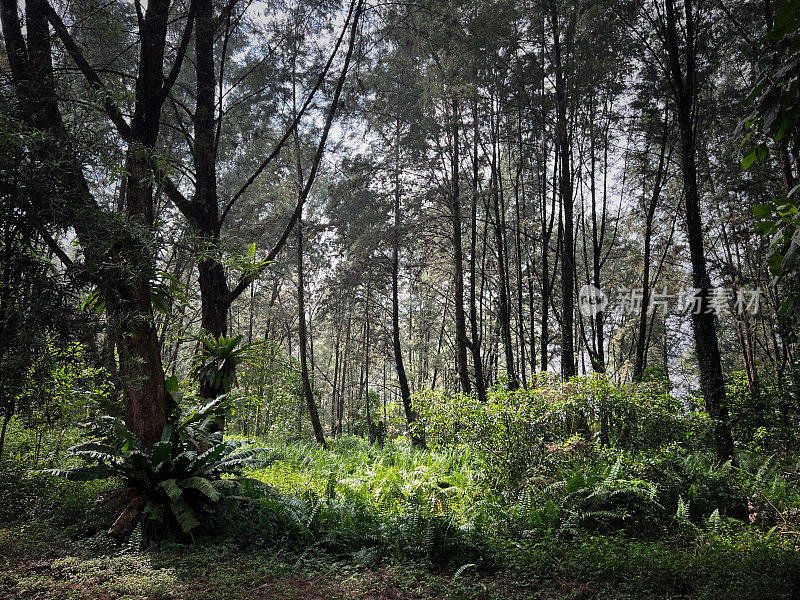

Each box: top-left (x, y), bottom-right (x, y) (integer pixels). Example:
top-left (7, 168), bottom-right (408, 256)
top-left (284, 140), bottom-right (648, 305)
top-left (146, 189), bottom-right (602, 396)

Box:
top-left (661, 0), bottom-right (735, 462)
top-left (549, 0), bottom-right (576, 379)
top-left (1, 0), bottom-right (196, 446)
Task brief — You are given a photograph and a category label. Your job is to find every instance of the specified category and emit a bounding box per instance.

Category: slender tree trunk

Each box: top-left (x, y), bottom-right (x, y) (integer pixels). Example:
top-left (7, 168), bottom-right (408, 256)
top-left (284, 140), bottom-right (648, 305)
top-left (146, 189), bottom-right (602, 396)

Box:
top-left (514, 107), bottom-right (528, 386)
top-left (550, 1), bottom-right (575, 379)
top-left (450, 98), bottom-right (472, 394)
top-left (296, 219), bottom-right (326, 447)
top-left (363, 280), bottom-right (374, 441)
top-left (490, 102), bottom-right (518, 388)
top-left (634, 112), bottom-right (669, 381)
top-left (0, 401), bottom-right (14, 462)
top-left (663, 0), bottom-right (734, 463)
top-left (339, 309), bottom-right (352, 435)
top-left (470, 98), bottom-right (488, 401)
top-left (541, 141), bottom-right (559, 372)
top-left (392, 121), bottom-right (425, 446)
top-left (331, 324), bottom-right (341, 438)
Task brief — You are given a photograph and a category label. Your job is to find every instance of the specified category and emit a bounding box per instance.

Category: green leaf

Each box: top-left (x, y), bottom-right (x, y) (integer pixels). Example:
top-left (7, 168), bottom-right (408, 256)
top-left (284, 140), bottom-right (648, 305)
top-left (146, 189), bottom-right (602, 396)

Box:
top-left (752, 204), bottom-right (773, 219)
top-left (80, 288), bottom-right (106, 314)
top-left (151, 441), bottom-right (173, 468)
top-left (37, 466), bottom-right (115, 481)
top-left (778, 297), bottom-right (795, 316)
top-left (165, 374), bottom-right (180, 394)
top-left (169, 500), bottom-right (200, 533)
top-left (195, 441), bottom-right (237, 472)
top-left (68, 441), bottom-right (118, 457)
top-left (160, 423), bottom-right (173, 444)
top-left (181, 477), bottom-right (221, 502)
top-left (217, 448), bottom-right (272, 467)
top-left (742, 146), bottom-right (757, 170)
top-left (777, 201), bottom-right (799, 218)
top-left (69, 450), bottom-right (116, 464)
top-left (159, 479), bottom-right (182, 501)
top-left (769, 0), bottom-right (800, 39)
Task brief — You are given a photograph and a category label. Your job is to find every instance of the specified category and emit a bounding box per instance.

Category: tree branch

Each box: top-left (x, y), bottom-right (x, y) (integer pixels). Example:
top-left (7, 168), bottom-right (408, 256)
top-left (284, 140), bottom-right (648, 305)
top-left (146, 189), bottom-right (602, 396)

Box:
top-left (42, 1), bottom-right (134, 142)
top-left (228, 0), bottom-right (363, 302)
top-left (158, 0), bottom-right (198, 105)
top-left (219, 0), bottom-right (360, 227)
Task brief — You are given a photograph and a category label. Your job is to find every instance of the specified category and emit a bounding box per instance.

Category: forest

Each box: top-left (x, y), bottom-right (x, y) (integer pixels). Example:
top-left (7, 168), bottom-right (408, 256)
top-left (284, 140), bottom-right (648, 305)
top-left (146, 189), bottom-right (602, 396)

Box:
top-left (1, 0), bottom-right (800, 597)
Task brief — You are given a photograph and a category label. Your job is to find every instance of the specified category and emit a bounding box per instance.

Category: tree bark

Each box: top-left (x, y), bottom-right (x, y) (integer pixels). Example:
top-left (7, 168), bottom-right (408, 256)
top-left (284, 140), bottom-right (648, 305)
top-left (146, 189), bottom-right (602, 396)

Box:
top-left (450, 98), bottom-right (473, 395)
top-left (392, 121), bottom-right (426, 446)
top-left (550, 0), bottom-right (576, 379)
top-left (296, 219), bottom-right (327, 447)
top-left (469, 98), bottom-right (488, 401)
top-left (663, 0), bottom-right (734, 463)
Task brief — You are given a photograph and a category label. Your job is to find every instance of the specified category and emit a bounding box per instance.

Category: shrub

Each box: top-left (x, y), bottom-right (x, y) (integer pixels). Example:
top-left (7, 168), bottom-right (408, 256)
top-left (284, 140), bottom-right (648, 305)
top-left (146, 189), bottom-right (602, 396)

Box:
top-left (41, 396), bottom-right (272, 544)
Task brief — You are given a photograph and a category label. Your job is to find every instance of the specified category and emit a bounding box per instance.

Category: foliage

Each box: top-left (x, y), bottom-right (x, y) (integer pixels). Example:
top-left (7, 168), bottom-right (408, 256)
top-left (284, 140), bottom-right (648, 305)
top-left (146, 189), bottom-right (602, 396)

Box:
top-left (0, 111), bottom-right (101, 460)
top-left (556, 456), bottom-right (663, 535)
top-left (225, 340), bottom-right (305, 437)
top-left (193, 332), bottom-right (264, 397)
top-left (3, 420), bottom-right (800, 599)
top-left (743, 0), bottom-right (800, 325)
top-left (726, 371), bottom-right (795, 451)
top-left (40, 398), bottom-right (271, 544)
top-left (416, 376), bottom-right (713, 487)
top-left (0, 459), bottom-right (114, 530)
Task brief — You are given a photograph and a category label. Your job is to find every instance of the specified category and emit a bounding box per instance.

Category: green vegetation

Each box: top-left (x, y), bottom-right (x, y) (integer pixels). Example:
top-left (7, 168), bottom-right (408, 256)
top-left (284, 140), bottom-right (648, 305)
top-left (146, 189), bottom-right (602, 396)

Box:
top-left (2, 379), bottom-right (800, 599)
top-left (2, 0), bottom-right (800, 597)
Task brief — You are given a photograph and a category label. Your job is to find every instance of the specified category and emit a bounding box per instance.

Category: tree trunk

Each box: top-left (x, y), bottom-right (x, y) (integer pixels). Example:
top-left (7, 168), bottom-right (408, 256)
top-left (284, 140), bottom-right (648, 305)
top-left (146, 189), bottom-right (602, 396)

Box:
top-left (634, 111), bottom-right (669, 381)
top-left (550, 0), bottom-right (575, 379)
top-left (450, 98), bottom-right (472, 394)
top-left (1, 0), bottom-right (174, 447)
top-left (663, 0), bottom-right (734, 463)
top-left (469, 98), bottom-right (488, 401)
top-left (490, 103), bottom-right (518, 388)
top-left (296, 219), bottom-right (327, 447)
top-left (393, 121), bottom-right (426, 446)
top-left (0, 401), bottom-right (14, 462)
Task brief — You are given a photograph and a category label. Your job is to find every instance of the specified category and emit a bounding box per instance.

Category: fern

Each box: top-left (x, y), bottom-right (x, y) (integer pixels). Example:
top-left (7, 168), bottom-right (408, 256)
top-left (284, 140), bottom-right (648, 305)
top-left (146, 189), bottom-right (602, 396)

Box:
top-left (39, 404), bottom-right (272, 544)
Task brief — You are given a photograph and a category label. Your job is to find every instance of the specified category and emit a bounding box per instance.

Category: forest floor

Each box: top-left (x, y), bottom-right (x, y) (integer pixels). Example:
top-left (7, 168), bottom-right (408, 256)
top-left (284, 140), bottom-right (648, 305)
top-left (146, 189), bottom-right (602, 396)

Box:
top-left (3, 437), bottom-right (800, 599)
top-left (0, 521), bottom-right (605, 600)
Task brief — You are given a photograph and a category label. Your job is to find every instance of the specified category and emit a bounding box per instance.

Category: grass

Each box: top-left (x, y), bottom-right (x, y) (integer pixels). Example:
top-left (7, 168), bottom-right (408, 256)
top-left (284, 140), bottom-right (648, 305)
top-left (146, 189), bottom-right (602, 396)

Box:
top-left (1, 433), bottom-right (800, 599)
top-left (3, 517), bottom-right (798, 599)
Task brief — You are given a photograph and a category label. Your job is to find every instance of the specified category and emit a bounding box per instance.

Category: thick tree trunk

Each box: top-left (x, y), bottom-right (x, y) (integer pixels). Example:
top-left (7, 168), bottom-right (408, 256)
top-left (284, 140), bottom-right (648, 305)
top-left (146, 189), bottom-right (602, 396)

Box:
top-left (1, 0), bottom-right (173, 447)
top-left (193, 0), bottom-right (234, 405)
top-left (116, 153), bottom-right (170, 447)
